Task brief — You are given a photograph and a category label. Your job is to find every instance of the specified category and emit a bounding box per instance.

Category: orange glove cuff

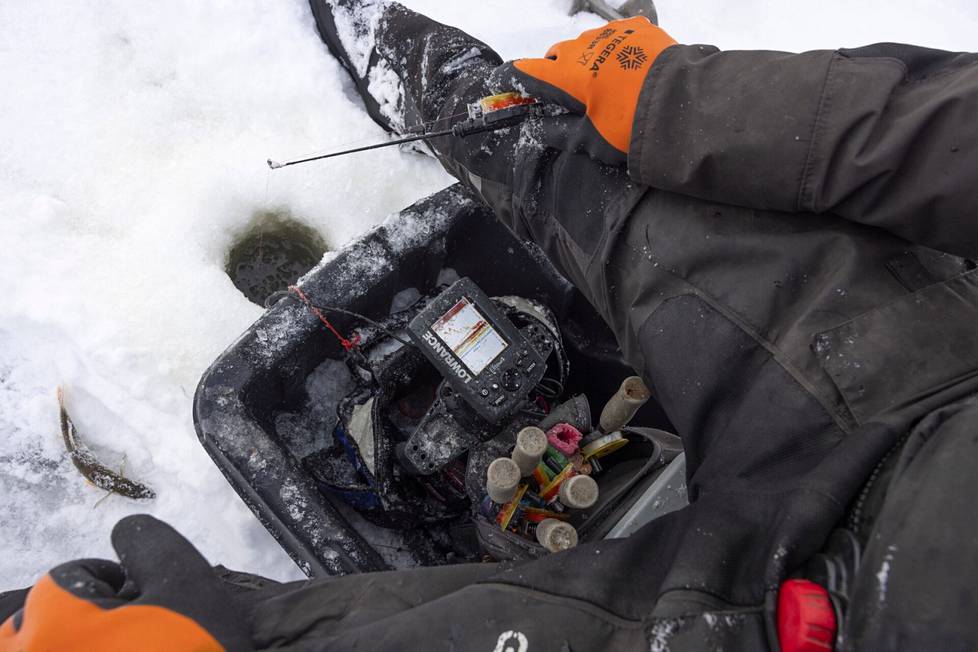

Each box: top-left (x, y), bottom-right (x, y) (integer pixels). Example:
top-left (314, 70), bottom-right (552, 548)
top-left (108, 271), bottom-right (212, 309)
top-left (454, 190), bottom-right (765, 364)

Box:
top-left (0, 575), bottom-right (223, 652)
top-left (515, 16), bottom-right (676, 153)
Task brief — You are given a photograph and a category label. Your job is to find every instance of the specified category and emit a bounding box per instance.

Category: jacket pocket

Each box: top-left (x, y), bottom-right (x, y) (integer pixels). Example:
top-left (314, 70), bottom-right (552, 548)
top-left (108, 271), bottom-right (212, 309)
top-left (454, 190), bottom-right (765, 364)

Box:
top-left (813, 269), bottom-right (978, 424)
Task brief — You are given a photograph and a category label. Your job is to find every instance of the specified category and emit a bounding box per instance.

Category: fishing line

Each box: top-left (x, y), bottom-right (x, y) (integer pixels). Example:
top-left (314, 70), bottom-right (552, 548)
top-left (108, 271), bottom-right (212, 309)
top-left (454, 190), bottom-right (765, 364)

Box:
top-left (267, 288), bottom-right (412, 347)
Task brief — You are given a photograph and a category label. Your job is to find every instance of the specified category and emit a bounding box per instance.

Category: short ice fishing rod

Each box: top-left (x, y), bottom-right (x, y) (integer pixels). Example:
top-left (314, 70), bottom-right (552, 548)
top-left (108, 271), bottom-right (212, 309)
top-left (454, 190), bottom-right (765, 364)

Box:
top-left (267, 92), bottom-right (544, 169)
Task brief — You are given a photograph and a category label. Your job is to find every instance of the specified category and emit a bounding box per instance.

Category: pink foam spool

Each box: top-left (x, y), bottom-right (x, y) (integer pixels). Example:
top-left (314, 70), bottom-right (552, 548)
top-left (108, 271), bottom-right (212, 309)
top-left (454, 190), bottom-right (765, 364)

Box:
top-left (546, 423), bottom-right (583, 456)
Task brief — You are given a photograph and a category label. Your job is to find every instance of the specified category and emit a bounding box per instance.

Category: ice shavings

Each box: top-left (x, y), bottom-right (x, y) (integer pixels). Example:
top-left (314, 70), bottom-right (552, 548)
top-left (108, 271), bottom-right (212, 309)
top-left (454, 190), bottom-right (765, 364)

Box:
top-left (647, 611), bottom-right (748, 650)
top-left (298, 187), bottom-right (461, 307)
top-left (439, 46), bottom-right (484, 75)
top-left (330, 0), bottom-right (389, 78)
top-left (279, 478), bottom-right (308, 522)
top-left (238, 300), bottom-right (308, 369)
top-left (516, 117), bottom-right (549, 155)
top-left (701, 611), bottom-right (746, 633)
top-left (201, 385), bottom-right (286, 486)
top-left (770, 543), bottom-right (790, 576)
top-left (297, 251), bottom-right (340, 287)
top-left (648, 617), bottom-right (685, 652)
top-left (877, 544), bottom-right (898, 607)
top-left (254, 315), bottom-right (298, 359)
top-left (367, 59), bottom-right (407, 132)
top-left (381, 192), bottom-right (458, 252)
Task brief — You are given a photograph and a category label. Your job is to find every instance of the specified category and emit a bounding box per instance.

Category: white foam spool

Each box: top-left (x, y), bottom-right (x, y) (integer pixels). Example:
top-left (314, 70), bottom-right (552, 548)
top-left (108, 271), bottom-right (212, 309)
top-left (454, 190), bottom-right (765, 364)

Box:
top-left (536, 518), bottom-right (579, 552)
top-left (486, 457), bottom-right (521, 504)
top-left (512, 426), bottom-right (548, 476)
top-left (558, 474), bottom-right (599, 509)
top-left (598, 375), bottom-right (651, 434)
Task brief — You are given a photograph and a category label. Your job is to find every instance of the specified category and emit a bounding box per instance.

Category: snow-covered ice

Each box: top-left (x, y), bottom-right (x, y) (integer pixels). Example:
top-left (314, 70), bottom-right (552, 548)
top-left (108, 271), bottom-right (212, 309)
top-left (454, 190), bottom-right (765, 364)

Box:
top-left (2, 0), bottom-right (977, 589)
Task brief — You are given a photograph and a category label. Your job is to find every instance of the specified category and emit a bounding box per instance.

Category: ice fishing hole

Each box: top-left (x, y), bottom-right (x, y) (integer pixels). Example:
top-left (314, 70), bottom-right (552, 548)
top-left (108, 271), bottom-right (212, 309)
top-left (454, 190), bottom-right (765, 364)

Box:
top-left (226, 210), bottom-right (329, 306)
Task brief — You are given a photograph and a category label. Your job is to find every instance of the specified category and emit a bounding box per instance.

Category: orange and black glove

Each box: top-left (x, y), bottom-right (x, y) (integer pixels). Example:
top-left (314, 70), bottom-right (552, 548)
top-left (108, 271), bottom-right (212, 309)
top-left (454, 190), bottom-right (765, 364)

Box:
top-left (0, 515), bottom-right (250, 652)
top-left (496, 16), bottom-right (676, 165)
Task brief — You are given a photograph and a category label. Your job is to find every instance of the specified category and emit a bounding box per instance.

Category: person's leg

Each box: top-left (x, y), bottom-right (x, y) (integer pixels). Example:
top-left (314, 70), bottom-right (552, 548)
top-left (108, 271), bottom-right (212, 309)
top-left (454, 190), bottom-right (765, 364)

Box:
top-left (309, 0), bottom-right (645, 297)
top-left (309, 1), bottom-right (628, 242)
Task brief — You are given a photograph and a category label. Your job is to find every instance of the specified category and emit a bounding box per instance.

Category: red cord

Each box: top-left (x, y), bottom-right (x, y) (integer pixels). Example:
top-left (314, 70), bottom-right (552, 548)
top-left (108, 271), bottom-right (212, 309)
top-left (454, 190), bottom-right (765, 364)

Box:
top-left (288, 285), bottom-right (360, 352)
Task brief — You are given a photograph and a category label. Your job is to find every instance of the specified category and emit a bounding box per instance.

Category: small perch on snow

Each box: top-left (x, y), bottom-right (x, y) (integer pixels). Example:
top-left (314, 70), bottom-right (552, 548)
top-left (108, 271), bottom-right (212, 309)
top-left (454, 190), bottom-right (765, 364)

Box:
top-left (57, 386), bottom-right (156, 501)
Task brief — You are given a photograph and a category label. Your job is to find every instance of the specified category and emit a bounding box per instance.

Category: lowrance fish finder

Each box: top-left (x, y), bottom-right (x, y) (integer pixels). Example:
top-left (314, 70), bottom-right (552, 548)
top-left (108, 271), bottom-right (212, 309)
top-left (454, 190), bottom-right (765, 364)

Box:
top-left (407, 277), bottom-right (550, 424)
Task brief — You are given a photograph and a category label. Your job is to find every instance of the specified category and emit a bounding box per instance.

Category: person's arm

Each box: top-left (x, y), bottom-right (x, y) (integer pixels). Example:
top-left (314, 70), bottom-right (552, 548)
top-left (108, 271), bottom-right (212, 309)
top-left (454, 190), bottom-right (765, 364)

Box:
top-left (0, 516), bottom-right (250, 651)
top-left (630, 43), bottom-right (978, 258)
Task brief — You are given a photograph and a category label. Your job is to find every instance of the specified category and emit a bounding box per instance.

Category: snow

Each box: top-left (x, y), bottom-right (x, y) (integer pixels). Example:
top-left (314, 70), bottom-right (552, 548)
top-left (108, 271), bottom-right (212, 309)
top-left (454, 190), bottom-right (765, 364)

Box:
top-left (279, 479), bottom-right (309, 522)
top-left (876, 544), bottom-right (898, 607)
top-left (2, 0), bottom-right (978, 591)
top-left (330, 1), bottom-right (383, 72)
top-left (367, 60), bottom-right (406, 131)
top-left (649, 617), bottom-right (684, 652)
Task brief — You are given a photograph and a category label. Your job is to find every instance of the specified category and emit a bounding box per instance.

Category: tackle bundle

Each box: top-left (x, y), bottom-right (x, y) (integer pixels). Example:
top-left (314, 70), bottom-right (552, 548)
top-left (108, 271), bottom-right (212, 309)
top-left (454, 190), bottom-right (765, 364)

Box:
top-left (480, 425), bottom-right (606, 552)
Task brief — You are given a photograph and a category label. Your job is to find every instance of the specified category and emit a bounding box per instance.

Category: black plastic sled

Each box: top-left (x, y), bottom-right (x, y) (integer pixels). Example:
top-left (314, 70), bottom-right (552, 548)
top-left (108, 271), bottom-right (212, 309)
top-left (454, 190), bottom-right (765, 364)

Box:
top-left (193, 183), bottom-right (688, 577)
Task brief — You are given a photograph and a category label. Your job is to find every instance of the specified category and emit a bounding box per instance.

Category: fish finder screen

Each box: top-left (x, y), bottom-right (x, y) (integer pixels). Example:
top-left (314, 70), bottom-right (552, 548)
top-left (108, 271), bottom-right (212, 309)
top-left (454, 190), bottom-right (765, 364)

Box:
top-left (431, 297), bottom-right (508, 375)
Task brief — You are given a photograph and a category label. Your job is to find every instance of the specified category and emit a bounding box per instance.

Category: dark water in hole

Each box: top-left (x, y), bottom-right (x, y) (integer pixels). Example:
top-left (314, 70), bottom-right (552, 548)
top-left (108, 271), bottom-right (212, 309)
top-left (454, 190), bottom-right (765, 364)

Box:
top-left (226, 211), bottom-right (328, 306)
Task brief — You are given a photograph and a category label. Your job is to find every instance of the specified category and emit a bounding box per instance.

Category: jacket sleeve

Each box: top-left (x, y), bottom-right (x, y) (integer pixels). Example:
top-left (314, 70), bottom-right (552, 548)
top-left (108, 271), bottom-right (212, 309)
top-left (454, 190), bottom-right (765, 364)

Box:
top-left (629, 43), bottom-right (978, 259)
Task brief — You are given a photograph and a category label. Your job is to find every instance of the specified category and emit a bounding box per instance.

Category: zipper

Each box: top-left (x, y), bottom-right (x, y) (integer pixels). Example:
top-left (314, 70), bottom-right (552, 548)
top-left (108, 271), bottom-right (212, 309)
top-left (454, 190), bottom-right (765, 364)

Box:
top-left (846, 429), bottom-right (912, 536)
